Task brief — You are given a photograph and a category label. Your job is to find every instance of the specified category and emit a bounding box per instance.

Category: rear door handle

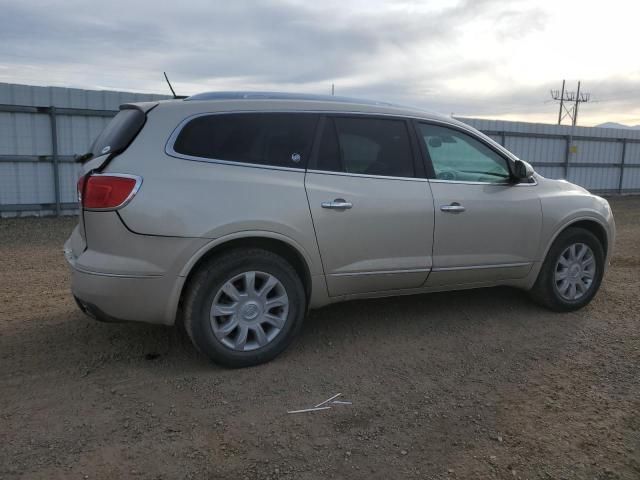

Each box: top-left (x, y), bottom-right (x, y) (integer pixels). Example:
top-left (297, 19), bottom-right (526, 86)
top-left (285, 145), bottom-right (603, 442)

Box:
top-left (321, 199), bottom-right (353, 210)
top-left (440, 202), bottom-right (465, 213)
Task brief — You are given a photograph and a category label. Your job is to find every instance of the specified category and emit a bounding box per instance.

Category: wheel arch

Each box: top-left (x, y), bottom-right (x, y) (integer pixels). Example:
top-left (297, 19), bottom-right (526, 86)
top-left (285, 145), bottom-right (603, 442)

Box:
top-left (544, 216), bottom-right (609, 261)
top-left (177, 232), bottom-right (314, 315)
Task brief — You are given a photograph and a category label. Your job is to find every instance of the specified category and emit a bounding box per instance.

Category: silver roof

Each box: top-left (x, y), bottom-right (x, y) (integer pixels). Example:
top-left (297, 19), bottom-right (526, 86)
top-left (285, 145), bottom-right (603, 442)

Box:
top-left (182, 91), bottom-right (451, 121)
top-left (186, 91), bottom-right (398, 106)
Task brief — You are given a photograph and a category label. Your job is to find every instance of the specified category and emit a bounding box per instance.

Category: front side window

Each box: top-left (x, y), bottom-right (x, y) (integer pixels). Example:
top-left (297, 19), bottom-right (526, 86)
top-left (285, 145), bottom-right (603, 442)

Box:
top-left (316, 117), bottom-right (415, 178)
top-left (172, 113), bottom-right (318, 168)
top-left (417, 123), bottom-right (511, 183)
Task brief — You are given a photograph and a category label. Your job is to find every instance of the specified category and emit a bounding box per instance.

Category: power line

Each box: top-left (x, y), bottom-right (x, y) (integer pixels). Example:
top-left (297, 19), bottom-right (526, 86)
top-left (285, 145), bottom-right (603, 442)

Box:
top-left (550, 79), bottom-right (591, 126)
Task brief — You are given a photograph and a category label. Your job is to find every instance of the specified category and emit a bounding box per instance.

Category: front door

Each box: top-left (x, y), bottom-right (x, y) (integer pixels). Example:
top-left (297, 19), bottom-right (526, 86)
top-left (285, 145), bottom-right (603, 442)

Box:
top-left (414, 122), bottom-right (542, 287)
top-left (305, 116), bottom-right (435, 296)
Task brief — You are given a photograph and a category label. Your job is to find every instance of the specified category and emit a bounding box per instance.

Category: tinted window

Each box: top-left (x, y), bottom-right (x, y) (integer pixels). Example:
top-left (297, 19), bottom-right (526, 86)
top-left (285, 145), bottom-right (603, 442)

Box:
top-left (90, 108), bottom-right (145, 158)
top-left (173, 113), bottom-right (318, 168)
top-left (418, 123), bottom-right (511, 183)
top-left (317, 117), bottom-right (415, 177)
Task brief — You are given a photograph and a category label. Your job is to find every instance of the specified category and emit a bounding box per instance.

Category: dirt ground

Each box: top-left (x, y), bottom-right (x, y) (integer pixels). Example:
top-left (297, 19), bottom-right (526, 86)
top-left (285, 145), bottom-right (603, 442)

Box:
top-left (1, 197), bottom-right (638, 480)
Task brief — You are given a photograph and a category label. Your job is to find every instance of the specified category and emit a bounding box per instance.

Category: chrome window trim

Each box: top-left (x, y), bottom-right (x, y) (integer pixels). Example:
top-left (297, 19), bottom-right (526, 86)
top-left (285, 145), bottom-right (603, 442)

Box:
top-left (165, 111), bottom-right (319, 172)
top-left (306, 168), bottom-right (429, 182)
top-left (82, 173), bottom-right (143, 212)
top-left (164, 110), bottom-right (520, 177)
top-left (164, 152), bottom-right (306, 173)
top-left (429, 177), bottom-right (538, 187)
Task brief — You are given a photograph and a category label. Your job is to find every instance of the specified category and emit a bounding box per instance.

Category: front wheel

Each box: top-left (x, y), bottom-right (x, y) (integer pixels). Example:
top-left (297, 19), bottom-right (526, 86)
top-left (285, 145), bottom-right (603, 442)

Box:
top-left (183, 248), bottom-right (306, 367)
top-left (529, 227), bottom-right (605, 312)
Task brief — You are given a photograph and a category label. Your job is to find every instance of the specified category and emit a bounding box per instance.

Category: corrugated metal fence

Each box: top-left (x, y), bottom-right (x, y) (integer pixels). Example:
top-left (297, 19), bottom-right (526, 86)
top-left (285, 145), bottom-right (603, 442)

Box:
top-left (1, 82), bottom-right (639, 217)
top-left (0, 83), bottom-right (167, 217)
top-left (462, 117), bottom-right (640, 194)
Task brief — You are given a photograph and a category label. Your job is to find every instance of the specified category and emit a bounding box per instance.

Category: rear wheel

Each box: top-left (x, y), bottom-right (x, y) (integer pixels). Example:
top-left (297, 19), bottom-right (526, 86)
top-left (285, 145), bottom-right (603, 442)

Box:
top-left (530, 227), bottom-right (605, 311)
top-left (184, 248), bottom-right (306, 367)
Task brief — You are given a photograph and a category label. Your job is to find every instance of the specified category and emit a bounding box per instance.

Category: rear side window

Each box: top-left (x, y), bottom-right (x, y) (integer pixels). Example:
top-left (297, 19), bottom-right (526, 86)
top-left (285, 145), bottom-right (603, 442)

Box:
top-left (316, 117), bottom-right (415, 177)
top-left (172, 113), bottom-right (318, 168)
top-left (90, 108), bottom-right (146, 158)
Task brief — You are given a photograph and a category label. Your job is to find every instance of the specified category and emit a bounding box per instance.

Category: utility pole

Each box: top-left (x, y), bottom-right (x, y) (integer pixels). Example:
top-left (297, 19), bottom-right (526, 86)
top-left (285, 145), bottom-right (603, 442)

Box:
top-left (550, 80), bottom-right (591, 126)
top-left (573, 81), bottom-right (581, 126)
top-left (557, 80), bottom-right (565, 125)
top-left (331, 83), bottom-right (335, 96)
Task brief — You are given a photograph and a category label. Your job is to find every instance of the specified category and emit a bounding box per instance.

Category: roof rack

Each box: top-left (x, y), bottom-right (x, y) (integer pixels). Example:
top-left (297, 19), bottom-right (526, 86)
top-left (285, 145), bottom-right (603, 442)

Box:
top-left (184, 91), bottom-right (398, 107)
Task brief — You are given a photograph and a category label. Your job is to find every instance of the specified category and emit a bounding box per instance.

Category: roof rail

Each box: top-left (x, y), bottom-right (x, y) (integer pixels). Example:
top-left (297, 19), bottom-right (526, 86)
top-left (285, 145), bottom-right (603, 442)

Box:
top-left (185, 91), bottom-right (398, 107)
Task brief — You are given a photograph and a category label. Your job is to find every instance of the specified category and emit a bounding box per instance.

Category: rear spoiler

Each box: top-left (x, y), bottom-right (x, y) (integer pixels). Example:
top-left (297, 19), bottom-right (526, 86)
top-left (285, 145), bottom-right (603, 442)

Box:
top-left (120, 101), bottom-right (160, 114)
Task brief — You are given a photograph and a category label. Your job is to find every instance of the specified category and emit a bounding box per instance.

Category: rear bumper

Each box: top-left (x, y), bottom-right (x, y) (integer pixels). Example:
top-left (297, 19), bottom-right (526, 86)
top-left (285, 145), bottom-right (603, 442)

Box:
top-left (74, 295), bottom-right (129, 323)
top-left (68, 265), bottom-right (181, 325)
top-left (63, 212), bottom-right (207, 326)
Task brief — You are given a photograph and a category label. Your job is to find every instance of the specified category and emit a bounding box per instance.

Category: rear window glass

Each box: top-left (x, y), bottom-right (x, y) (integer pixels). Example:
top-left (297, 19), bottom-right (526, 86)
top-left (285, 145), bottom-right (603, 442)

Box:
top-left (90, 108), bottom-right (146, 158)
top-left (172, 113), bottom-right (318, 168)
top-left (316, 117), bottom-right (415, 177)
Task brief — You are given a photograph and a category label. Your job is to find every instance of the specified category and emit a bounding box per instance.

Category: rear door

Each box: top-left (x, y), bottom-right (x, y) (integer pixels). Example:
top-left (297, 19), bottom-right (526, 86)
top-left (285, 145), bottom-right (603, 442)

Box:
top-left (305, 115), bottom-right (435, 296)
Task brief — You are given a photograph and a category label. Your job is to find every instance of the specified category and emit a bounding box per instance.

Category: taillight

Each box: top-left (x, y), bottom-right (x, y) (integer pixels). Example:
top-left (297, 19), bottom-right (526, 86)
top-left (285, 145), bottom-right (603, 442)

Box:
top-left (77, 175), bottom-right (86, 203)
top-left (78, 174), bottom-right (141, 210)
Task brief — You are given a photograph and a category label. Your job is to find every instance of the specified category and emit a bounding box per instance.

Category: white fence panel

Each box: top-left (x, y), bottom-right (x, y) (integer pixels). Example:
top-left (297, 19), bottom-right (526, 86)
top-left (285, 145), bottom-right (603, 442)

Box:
top-left (568, 167), bottom-right (621, 191)
top-left (625, 142), bottom-right (640, 164)
top-left (572, 140), bottom-right (623, 164)
top-left (505, 136), bottom-right (566, 164)
top-left (0, 82), bottom-right (168, 217)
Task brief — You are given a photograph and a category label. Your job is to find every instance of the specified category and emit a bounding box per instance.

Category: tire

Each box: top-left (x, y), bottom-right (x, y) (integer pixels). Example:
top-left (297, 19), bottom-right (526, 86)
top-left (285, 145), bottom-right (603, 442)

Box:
top-left (183, 248), bottom-right (306, 368)
top-left (529, 227), bottom-right (605, 312)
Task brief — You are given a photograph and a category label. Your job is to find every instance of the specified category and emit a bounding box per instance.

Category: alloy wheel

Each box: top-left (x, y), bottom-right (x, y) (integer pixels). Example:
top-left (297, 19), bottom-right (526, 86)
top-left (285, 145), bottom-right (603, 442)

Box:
top-left (554, 243), bottom-right (596, 301)
top-left (210, 271), bottom-right (289, 351)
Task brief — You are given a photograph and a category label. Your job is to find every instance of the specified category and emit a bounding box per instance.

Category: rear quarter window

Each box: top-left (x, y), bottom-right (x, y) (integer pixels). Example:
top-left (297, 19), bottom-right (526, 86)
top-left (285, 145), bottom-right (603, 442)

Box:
top-left (171, 113), bottom-right (318, 169)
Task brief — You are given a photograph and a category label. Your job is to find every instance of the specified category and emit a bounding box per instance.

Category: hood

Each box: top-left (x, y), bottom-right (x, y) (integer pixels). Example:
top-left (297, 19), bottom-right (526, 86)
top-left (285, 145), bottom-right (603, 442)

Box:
top-left (536, 174), bottom-right (591, 195)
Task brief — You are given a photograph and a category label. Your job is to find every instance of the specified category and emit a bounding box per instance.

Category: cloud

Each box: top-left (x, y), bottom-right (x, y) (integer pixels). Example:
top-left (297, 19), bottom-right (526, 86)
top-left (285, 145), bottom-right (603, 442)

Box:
top-left (0, 0), bottom-right (545, 83)
top-left (0, 0), bottom-right (636, 124)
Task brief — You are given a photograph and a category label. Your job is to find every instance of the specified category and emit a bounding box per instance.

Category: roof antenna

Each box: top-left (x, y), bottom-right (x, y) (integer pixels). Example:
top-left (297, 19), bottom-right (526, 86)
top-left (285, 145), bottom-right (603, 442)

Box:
top-left (163, 72), bottom-right (186, 99)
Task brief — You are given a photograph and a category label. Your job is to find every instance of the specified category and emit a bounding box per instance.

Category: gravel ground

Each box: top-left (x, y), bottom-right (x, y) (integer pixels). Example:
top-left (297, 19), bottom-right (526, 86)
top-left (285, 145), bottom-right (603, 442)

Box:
top-left (1, 197), bottom-right (639, 480)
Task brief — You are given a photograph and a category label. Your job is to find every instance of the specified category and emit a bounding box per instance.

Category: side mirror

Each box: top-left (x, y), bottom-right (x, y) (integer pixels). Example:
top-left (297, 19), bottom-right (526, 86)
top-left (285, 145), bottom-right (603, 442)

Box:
top-left (513, 159), bottom-right (534, 180)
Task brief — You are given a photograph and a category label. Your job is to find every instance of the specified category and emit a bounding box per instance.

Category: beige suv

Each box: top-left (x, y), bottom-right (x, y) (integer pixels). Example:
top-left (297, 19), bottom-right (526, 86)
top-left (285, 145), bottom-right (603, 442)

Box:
top-left (65, 92), bottom-right (615, 367)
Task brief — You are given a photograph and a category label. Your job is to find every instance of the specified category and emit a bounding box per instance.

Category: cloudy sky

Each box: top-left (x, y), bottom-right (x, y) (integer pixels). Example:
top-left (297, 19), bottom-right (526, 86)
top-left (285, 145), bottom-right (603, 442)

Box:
top-left (1, 0), bottom-right (638, 125)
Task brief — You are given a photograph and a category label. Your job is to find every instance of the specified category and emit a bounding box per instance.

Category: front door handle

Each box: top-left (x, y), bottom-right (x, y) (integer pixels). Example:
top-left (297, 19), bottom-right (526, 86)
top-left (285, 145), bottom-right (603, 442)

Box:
top-left (321, 199), bottom-right (353, 210)
top-left (440, 202), bottom-right (465, 213)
